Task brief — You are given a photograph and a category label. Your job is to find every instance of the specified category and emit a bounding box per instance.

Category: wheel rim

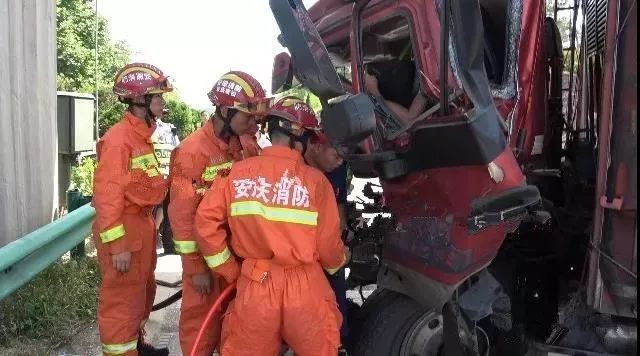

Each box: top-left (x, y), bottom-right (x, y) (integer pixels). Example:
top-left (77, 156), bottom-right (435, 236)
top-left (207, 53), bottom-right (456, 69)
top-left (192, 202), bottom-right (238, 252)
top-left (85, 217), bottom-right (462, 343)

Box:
top-left (399, 310), bottom-right (444, 356)
top-left (399, 310), bottom-right (490, 356)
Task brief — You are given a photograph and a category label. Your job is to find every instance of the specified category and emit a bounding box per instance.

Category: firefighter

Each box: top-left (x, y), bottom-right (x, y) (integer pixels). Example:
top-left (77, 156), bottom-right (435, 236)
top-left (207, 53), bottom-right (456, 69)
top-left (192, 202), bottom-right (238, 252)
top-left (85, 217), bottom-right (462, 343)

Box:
top-left (195, 96), bottom-right (349, 356)
top-left (297, 111), bottom-right (352, 354)
top-left (92, 63), bottom-right (172, 356)
top-left (168, 71), bottom-right (269, 356)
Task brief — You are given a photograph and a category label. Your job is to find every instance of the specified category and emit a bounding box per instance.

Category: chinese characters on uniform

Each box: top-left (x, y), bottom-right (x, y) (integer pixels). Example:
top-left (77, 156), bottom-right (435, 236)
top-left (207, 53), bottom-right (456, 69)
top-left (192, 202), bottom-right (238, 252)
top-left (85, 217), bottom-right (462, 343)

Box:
top-left (233, 170), bottom-right (310, 208)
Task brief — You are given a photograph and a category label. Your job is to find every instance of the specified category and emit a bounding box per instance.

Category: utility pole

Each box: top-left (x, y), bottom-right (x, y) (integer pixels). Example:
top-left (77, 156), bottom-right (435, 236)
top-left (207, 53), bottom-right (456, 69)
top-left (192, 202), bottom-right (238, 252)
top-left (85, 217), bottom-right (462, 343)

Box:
top-left (94, 0), bottom-right (99, 140)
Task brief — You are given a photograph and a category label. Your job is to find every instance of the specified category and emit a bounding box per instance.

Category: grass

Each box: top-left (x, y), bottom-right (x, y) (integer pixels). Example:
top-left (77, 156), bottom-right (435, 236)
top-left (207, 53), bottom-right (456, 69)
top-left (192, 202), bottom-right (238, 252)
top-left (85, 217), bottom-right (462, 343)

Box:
top-left (0, 256), bottom-right (100, 354)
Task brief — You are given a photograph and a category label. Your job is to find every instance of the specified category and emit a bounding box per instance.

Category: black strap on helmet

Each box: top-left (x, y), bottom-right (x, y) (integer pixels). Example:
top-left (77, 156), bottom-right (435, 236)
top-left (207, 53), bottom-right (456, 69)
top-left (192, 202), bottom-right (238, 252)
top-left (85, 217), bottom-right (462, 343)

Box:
top-left (266, 115), bottom-right (311, 155)
top-left (215, 106), bottom-right (239, 140)
top-left (121, 94), bottom-right (155, 127)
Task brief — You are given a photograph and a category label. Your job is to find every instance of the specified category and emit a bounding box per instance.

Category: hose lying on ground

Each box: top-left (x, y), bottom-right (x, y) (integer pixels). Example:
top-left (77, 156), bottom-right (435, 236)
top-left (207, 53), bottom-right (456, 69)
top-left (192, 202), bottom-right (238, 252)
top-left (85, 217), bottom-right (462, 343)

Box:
top-left (152, 289), bottom-right (183, 311)
top-left (156, 279), bottom-right (182, 288)
top-left (190, 282), bottom-right (237, 356)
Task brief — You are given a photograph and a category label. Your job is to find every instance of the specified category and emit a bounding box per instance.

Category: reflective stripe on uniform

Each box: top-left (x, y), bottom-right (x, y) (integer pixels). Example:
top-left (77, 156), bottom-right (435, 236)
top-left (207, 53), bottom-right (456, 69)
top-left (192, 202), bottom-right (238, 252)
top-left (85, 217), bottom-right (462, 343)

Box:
top-left (101, 339), bottom-right (137, 354)
top-left (130, 152), bottom-right (161, 177)
top-left (174, 239), bottom-right (198, 254)
top-left (204, 247), bottom-right (232, 268)
top-left (100, 224), bottom-right (125, 243)
top-left (230, 201), bottom-right (318, 226)
top-left (145, 168), bottom-right (160, 177)
top-left (202, 161), bottom-right (233, 181)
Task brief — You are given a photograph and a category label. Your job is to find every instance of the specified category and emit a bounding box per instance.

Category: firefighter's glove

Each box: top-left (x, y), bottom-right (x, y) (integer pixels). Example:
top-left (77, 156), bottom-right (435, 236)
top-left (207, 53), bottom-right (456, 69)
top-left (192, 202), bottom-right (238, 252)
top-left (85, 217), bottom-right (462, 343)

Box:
top-left (112, 251), bottom-right (132, 272)
top-left (192, 272), bottom-right (212, 295)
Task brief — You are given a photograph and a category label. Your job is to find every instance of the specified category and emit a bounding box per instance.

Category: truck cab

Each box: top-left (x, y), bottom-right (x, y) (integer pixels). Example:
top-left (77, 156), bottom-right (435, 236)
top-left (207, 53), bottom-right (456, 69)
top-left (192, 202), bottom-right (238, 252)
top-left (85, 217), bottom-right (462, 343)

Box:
top-left (270, 0), bottom-right (637, 355)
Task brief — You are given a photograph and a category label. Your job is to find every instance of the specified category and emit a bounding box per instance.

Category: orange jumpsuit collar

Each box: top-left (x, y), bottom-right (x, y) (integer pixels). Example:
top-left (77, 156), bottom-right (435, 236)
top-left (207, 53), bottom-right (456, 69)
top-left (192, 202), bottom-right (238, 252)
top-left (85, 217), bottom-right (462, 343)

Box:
top-left (261, 145), bottom-right (303, 162)
top-left (202, 119), bottom-right (230, 152)
top-left (123, 111), bottom-right (156, 140)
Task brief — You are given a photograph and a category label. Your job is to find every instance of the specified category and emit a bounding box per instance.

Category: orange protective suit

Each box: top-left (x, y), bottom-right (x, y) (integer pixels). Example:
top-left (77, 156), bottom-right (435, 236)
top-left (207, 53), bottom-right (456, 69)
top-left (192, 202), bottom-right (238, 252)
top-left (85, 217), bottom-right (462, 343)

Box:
top-left (168, 119), bottom-right (246, 355)
top-left (238, 134), bottom-right (261, 158)
top-left (195, 145), bottom-right (347, 356)
top-left (92, 111), bottom-right (168, 356)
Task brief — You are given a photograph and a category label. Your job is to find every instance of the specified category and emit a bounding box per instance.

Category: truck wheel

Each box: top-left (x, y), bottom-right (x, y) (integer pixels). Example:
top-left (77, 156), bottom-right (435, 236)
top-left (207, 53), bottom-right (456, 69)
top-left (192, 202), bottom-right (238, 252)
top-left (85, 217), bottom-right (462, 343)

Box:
top-left (351, 289), bottom-right (444, 356)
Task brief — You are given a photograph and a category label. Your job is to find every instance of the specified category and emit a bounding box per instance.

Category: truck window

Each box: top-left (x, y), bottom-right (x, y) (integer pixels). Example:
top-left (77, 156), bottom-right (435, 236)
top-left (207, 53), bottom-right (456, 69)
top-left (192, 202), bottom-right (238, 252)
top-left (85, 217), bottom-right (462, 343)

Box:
top-left (478, 0), bottom-right (523, 99)
top-left (360, 15), bottom-right (436, 125)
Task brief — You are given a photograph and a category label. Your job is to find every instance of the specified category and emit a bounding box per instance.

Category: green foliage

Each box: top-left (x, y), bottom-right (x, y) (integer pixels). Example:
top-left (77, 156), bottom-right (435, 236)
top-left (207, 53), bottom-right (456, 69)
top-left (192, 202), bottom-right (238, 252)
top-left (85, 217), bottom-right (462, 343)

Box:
top-left (97, 87), bottom-right (128, 136)
top-left (0, 258), bottom-right (100, 348)
top-left (163, 92), bottom-right (203, 139)
top-left (57, 0), bottom-right (129, 93)
top-left (56, 0), bottom-right (201, 138)
top-left (56, 0), bottom-right (130, 135)
top-left (277, 85), bottom-right (323, 114)
top-left (71, 156), bottom-right (96, 196)
top-left (545, 0), bottom-right (581, 73)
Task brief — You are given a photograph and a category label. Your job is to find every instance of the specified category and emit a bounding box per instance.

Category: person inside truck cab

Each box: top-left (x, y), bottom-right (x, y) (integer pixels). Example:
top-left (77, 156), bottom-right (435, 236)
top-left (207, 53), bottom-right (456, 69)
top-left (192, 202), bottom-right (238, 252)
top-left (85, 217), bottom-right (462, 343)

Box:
top-left (363, 64), bottom-right (428, 126)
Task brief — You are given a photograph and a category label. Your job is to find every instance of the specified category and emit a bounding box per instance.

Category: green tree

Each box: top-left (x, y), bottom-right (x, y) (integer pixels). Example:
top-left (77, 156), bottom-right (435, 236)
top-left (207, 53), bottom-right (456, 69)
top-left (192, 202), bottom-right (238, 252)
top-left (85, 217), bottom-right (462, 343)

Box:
top-left (163, 92), bottom-right (202, 139)
top-left (70, 156), bottom-right (96, 196)
top-left (545, 0), bottom-right (581, 73)
top-left (56, 0), bottom-right (130, 134)
top-left (56, 0), bottom-right (202, 137)
top-left (277, 85), bottom-right (323, 114)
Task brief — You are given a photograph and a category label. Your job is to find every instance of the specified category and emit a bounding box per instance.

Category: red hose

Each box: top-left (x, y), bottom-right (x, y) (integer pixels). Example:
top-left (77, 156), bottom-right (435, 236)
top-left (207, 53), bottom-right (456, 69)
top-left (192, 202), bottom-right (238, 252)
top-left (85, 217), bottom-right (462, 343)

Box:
top-left (189, 281), bottom-right (237, 356)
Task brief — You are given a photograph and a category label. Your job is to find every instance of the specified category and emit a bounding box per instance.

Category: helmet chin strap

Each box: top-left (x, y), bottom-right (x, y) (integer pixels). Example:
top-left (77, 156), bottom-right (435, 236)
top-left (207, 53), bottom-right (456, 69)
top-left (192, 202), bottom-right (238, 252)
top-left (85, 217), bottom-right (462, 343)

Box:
top-left (272, 124), bottom-right (311, 155)
top-left (127, 95), bottom-right (154, 127)
top-left (143, 95), bottom-right (155, 127)
top-left (218, 108), bottom-right (239, 140)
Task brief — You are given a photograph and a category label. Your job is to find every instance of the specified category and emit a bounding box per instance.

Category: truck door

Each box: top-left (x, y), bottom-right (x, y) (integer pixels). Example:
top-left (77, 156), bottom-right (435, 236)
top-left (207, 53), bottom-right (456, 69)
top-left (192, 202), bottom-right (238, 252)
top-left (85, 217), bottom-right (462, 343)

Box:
top-left (269, 0), bottom-right (541, 310)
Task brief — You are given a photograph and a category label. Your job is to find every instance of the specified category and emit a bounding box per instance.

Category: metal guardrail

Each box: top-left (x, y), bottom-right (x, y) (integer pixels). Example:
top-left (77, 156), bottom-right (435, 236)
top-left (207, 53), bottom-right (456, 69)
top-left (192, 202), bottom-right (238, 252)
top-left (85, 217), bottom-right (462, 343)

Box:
top-left (0, 204), bottom-right (95, 301)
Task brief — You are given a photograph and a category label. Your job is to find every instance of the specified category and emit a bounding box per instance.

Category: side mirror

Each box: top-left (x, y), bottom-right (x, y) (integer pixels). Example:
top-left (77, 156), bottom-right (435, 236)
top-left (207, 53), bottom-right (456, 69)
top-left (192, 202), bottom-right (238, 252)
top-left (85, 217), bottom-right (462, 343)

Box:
top-left (272, 52), bottom-right (293, 94)
top-left (321, 93), bottom-right (376, 146)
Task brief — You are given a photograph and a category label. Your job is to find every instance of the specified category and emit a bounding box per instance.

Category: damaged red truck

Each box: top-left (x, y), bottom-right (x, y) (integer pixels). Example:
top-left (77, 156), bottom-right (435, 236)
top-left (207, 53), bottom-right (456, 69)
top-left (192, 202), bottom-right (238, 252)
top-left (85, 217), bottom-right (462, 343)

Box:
top-left (269, 0), bottom-right (637, 355)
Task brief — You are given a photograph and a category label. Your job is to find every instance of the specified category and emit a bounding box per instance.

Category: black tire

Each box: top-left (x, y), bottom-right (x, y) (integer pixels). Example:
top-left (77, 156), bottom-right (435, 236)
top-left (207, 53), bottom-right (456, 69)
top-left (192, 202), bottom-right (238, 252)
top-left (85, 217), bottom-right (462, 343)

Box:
top-left (351, 289), bottom-right (428, 356)
top-left (353, 288), bottom-right (529, 356)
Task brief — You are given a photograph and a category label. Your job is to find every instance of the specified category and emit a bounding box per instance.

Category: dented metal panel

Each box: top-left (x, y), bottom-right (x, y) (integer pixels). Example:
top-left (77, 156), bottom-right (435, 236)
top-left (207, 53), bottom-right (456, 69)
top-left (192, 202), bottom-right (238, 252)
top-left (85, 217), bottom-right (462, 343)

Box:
top-left (588, 0), bottom-right (638, 318)
top-left (0, 0), bottom-right (58, 247)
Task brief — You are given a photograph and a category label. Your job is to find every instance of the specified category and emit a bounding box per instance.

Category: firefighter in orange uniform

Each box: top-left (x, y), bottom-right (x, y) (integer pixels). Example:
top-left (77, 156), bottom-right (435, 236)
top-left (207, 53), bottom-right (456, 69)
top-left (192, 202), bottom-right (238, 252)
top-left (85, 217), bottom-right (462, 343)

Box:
top-left (92, 63), bottom-right (172, 356)
top-left (167, 71), bottom-right (269, 356)
top-left (195, 97), bottom-right (350, 356)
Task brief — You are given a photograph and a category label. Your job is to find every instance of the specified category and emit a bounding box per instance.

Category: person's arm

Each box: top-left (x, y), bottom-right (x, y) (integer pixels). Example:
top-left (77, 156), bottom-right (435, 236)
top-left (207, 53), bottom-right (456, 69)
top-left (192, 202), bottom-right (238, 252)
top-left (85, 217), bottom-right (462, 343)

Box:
top-left (92, 142), bottom-right (130, 255)
top-left (168, 151), bottom-right (208, 276)
top-left (316, 179), bottom-right (348, 274)
top-left (364, 72), bottom-right (427, 125)
top-left (195, 177), bottom-right (240, 283)
top-left (382, 93), bottom-right (427, 125)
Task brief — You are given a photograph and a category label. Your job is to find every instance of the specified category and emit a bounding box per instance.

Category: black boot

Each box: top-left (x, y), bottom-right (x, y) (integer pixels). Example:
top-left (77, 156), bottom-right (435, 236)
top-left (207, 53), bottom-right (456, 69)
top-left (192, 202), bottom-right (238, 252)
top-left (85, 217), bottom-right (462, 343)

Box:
top-left (137, 335), bottom-right (169, 356)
